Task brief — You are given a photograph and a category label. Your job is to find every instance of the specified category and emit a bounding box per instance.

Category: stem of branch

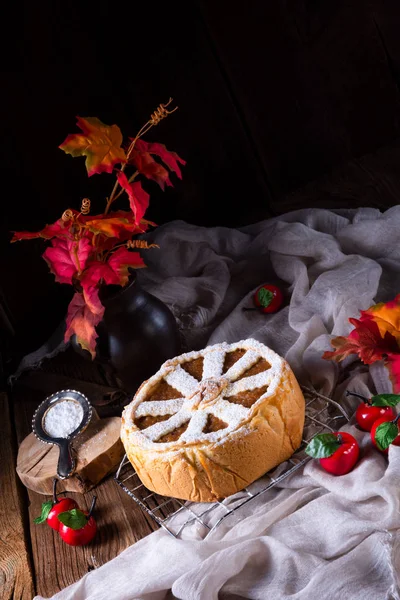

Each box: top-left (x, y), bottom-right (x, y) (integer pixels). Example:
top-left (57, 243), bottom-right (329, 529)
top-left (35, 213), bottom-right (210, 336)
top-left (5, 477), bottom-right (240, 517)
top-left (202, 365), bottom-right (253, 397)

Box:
top-left (105, 99), bottom-right (177, 214)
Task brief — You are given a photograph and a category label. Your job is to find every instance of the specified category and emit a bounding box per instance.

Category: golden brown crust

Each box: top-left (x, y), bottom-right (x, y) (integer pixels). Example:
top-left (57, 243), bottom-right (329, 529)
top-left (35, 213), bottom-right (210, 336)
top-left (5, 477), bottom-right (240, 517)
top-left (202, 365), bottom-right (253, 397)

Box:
top-left (121, 340), bottom-right (305, 502)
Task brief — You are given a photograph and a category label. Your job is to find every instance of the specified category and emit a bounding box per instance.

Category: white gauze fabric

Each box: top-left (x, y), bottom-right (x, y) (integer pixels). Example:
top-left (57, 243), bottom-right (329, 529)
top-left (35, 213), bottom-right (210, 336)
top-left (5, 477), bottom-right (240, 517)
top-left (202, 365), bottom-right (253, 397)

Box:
top-left (35, 206), bottom-right (400, 600)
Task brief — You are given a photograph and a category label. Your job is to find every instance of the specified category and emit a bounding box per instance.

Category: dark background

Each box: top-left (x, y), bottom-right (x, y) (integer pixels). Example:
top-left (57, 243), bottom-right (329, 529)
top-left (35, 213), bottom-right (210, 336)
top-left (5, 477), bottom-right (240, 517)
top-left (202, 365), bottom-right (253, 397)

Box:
top-left (2, 0), bottom-right (400, 368)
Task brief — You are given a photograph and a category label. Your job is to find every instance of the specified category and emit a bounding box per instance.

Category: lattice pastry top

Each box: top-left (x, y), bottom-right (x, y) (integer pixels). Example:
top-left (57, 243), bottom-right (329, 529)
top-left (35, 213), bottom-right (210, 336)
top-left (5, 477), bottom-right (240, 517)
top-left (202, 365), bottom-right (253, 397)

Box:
top-left (122, 338), bottom-right (286, 451)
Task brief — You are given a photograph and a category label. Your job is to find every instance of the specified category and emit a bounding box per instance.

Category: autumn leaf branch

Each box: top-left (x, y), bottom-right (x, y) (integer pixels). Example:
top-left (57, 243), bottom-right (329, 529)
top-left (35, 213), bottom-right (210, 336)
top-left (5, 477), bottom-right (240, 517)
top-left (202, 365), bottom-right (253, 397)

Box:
top-left (104, 98), bottom-right (178, 215)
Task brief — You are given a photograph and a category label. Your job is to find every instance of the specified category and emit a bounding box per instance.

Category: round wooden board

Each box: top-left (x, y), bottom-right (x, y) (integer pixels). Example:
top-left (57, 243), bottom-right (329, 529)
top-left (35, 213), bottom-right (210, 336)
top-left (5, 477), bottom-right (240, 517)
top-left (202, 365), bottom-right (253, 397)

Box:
top-left (17, 411), bottom-right (125, 494)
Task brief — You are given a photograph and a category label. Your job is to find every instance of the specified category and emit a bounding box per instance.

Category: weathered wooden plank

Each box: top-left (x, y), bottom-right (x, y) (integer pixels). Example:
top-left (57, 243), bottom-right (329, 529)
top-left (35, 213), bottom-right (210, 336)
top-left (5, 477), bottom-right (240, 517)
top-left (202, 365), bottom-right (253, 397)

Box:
top-left (12, 381), bottom-right (157, 597)
top-left (27, 476), bottom-right (159, 598)
top-left (0, 392), bottom-right (35, 599)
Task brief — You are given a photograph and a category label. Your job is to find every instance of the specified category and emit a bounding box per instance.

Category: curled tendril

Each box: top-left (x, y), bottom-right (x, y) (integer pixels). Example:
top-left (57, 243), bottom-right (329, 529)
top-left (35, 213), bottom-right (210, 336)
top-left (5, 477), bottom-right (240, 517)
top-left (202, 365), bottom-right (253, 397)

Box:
top-left (126, 240), bottom-right (159, 249)
top-left (149, 98), bottom-right (178, 126)
top-left (81, 198), bottom-right (91, 215)
top-left (62, 209), bottom-right (74, 222)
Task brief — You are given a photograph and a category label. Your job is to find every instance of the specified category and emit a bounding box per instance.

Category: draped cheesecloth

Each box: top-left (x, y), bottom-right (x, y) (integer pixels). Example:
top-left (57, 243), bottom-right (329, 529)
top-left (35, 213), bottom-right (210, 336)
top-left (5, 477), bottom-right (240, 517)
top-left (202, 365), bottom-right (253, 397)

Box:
top-left (35, 207), bottom-right (400, 600)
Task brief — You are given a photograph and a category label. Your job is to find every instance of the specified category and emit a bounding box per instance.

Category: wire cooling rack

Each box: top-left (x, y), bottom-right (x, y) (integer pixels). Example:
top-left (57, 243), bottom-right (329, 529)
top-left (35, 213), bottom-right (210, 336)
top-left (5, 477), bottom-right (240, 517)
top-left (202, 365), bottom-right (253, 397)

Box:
top-left (114, 386), bottom-right (351, 539)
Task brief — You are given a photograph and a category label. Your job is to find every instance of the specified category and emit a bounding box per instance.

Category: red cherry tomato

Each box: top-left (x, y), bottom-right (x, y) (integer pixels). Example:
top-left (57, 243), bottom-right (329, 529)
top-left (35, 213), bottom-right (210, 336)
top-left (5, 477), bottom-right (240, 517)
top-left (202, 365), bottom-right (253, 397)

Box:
top-left (253, 284), bottom-right (283, 313)
top-left (47, 498), bottom-right (78, 531)
top-left (355, 403), bottom-right (395, 432)
top-left (319, 432), bottom-right (359, 475)
top-left (370, 415), bottom-right (400, 454)
top-left (59, 512), bottom-right (97, 546)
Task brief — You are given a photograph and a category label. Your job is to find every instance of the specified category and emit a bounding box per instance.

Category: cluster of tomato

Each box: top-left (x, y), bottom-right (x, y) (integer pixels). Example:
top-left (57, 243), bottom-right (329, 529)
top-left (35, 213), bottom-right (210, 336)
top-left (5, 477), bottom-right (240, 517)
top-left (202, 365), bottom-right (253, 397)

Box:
top-left (35, 479), bottom-right (97, 546)
top-left (306, 392), bottom-right (400, 475)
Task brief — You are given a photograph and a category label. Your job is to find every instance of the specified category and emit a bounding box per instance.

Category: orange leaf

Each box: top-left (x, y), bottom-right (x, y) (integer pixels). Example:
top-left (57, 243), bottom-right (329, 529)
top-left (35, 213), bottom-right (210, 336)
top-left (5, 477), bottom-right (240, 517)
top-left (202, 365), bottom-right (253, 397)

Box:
top-left (108, 247), bottom-right (146, 286)
top-left (322, 336), bottom-right (360, 363)
top-left (86, 216), bottom-right (132, 238)
top-left (59, 117), bottom-right (127, 176)
top-left (64, 292), bottom-right (102, 358)
top-left (361, 294), bottom-right (400, 344)
top-left (85, 210), bottom-right (150, 239)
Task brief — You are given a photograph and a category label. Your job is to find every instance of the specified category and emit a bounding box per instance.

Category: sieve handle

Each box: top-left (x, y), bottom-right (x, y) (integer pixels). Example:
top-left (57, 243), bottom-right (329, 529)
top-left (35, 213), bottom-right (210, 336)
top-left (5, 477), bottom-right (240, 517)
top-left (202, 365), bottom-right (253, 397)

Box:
top-left (56, 440), bottom-right (75, 479)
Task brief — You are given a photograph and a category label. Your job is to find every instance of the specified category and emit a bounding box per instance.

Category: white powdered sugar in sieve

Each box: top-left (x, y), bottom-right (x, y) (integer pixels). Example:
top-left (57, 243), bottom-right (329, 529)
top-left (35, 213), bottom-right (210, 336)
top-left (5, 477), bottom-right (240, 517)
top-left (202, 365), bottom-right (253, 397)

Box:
top-left (43, 400), bottom-right (84, 438)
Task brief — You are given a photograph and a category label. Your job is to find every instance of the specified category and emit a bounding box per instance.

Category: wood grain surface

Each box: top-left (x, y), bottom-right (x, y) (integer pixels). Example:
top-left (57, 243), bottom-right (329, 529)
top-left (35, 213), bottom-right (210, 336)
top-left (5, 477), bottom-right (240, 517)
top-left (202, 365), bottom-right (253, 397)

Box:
top-left (11, 383), bottom-right (157, 598)
top-left (16, 413), bottom-right (124, 495)
top-left (0, 392), bottom-right (35, 600)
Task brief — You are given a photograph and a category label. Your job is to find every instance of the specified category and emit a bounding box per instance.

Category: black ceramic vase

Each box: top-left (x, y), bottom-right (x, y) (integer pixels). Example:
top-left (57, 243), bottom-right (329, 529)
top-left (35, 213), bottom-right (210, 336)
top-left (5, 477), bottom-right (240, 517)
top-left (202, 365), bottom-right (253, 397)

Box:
top-left (72, 274), bottom-right (181, 393)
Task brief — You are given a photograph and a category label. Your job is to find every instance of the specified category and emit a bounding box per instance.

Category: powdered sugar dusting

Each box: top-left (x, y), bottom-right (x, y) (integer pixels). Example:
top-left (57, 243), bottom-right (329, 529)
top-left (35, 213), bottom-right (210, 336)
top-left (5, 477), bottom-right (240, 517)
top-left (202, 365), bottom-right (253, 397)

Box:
top-left (202, 349), bottom-right (225, 379)
top-left (209, 398), bottom-right (249, 425)
top-left (225, 370), bottom-right (273, 396)
top-left (165, 366), bottom-right (199, 397)
top-left (43, 400), bottom-right (83, 438)
top-left (122, 338), bottom-right (286, 451)
top-left (135, 399), bottom-right (184, 418)
top-left (224, 350), bottom-right (260, 382)
top-left (180, 411), bottom-right (209, 442)
top-left (143, 410), bottom-right (191, 442)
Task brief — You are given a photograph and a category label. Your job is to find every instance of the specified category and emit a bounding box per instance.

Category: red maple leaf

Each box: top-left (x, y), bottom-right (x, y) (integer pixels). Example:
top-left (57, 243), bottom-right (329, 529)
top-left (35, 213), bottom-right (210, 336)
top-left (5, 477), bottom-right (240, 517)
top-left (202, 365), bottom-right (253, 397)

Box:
top-left (116, 172), bottom-right (150, 225)
top-left (79, 261), bottom-right (120, 315)
top-left (323, 318), bottom-right (399, 365)
top-left (64, 292), bottom-right (102, 358)
top-left (322, 335), bottom-right (360, 363)
top-left (129, 147), bottom-right (172, 190)
top-left (11, 219), bottom-right (71, 242)
top-left (43, 237), bottom-right (91, 284)
top-left (128, 139), bottom-right (186, 186)
top-left (108, 247), bottom-right (146, 286)
top-left (64, 250), bottom-right (146, 357)
top-left (386, 354), bottom-right (400, 393)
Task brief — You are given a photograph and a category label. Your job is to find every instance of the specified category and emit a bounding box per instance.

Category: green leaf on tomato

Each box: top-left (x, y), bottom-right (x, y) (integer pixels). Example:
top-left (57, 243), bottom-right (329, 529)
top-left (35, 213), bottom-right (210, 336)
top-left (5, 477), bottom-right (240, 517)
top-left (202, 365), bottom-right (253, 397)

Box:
top-left (374, 421), bottom-right (398, 451)
top-left (305, 433), bottom-right (341, 458)
top-left (257, 288), bottom-right (273, 308)
top-left (34, 500), bottom-right (53, 524)
top-left (58, 508), bottom-right (88, 530)
top-left (371, 393), bottom-right (400, 407)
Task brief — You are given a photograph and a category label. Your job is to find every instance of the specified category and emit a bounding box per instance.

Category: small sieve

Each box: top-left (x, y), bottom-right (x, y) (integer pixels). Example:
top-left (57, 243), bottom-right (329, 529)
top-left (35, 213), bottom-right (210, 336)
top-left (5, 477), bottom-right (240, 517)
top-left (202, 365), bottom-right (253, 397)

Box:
top-left (32, 389), bottom-right (92, 479)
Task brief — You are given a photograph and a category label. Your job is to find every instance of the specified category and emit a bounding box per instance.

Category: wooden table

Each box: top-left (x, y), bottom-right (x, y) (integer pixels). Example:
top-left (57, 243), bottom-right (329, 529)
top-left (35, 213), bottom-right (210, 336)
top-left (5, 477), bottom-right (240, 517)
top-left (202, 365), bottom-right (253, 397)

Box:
top-left (1, 354), bottom-right (158, 599)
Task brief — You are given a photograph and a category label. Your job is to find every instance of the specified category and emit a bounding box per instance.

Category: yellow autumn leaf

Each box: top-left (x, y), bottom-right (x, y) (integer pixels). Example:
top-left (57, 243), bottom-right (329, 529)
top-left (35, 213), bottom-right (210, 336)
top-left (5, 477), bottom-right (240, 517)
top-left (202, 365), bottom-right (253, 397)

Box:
top-left (59, 117), bottom-right (127, 176)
